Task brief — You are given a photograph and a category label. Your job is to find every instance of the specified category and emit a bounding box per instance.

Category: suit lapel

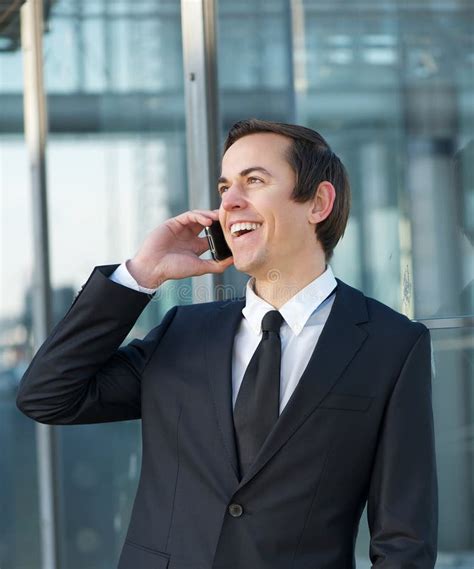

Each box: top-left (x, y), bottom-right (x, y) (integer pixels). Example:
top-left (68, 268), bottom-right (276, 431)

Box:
top-left (205, 298), bottom-right (245, 483)
top-left (236, 278), bottom-right (369, 489)
top-left (205, 279), bottom-right (369, 489)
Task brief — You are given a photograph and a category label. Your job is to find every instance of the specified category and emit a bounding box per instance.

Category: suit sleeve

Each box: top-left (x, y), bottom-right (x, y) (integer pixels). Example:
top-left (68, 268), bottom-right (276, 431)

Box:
top-left (367, 326), bottom-right (438, 568)
top-left (16, 264), bottom-right (177, 425)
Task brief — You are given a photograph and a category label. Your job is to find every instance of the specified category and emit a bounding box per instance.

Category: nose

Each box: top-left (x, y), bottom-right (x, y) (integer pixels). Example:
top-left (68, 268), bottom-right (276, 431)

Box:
top-left (220, 183), bottom-right (247, 212)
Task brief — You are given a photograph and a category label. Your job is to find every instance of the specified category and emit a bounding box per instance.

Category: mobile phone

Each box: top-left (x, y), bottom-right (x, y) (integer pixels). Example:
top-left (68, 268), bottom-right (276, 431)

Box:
top-left (204, 220), bottom-right (233, 261)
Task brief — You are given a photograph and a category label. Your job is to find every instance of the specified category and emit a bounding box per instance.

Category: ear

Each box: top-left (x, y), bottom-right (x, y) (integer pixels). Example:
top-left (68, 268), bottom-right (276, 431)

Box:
top-left (307, 181), bottom-right (336, 226)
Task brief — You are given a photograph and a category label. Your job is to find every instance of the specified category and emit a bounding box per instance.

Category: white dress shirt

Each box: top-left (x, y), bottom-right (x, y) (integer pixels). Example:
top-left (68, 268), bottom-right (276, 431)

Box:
top-left (109, 262), bottom-right (337, 415)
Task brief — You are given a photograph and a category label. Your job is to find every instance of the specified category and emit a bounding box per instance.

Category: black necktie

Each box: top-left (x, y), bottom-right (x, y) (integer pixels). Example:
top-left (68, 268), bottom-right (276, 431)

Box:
top-left (233, 310), bottom-right (284, 479)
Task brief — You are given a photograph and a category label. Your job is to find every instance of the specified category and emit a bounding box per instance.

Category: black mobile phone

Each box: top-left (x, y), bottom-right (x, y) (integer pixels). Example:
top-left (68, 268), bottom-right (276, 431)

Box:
top-left (204, 220), bottom-right (233, 261)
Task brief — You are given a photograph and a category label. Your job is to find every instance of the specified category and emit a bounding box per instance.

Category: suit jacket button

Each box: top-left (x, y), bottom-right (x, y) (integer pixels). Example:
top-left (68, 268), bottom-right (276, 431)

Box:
top-left (228, 503), bottom-right (243, 517)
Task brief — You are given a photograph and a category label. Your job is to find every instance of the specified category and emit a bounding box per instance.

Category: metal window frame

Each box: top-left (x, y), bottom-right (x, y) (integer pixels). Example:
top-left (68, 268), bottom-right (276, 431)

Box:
top-left (21, 0), bottom-right (60, 568)
top-left (416, 316), bottom-right (474, 330)
top-left (181, 0), bottom-right (221, 302)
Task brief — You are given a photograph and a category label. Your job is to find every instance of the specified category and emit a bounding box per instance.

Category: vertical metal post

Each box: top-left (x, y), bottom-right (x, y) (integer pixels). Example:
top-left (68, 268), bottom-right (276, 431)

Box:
top-left (21, 1), bottom-right (60, 568)
top-left (290, 0), bottom-right (307, 122)
top-left (283, 0), bottom-right (296, 123)
top-left (181, 0), bottom-right (221, 302)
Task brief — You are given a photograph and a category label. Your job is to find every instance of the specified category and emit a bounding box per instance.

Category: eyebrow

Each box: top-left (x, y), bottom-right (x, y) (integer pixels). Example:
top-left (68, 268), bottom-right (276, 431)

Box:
top-left (217, 166), bottom-right (272, 186)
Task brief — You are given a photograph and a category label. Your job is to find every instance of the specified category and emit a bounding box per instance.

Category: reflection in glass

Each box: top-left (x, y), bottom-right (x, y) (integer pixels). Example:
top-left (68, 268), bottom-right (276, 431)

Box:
top-left (0, 58), bottom-right (41, 569)
top-left (217, 0), bottom-right (474, 321)
top-left (41, 1), bottom-right (188, 567)
top-left (432, 326), bottom-right (474, 566)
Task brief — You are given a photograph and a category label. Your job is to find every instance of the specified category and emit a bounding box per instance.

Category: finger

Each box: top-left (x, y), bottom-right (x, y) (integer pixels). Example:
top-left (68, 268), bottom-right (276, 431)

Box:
top-left (194, 236), bottom-right (211, 256)
top-left (179, 211), bottom-right (217, 230)
top-left (199, 256), bottom-right (234, 274)
top-left (171, 214), bottom-right (213, 237)
top-left (191, 209), bottom-right (220, 218)
top-left (181, 209), bottom-right (219, 223)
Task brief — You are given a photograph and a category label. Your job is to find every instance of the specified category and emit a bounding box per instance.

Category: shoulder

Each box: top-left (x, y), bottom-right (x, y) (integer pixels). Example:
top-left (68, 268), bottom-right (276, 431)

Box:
top-left (368, 295), bottom-right (426, 332)
top-left (175, 297), bottom-right (245, 313)
top-left (165, 297), bottom-right (245, 324)
top-left (158, 297), bottom-right (245, 339)
top-left (337, 278), bottom-right (428, 339)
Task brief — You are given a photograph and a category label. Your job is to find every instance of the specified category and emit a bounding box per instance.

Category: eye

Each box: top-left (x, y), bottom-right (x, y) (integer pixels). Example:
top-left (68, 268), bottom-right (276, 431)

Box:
top-left (218, 186), bottom-right (228, 195)
top-left (248, 177), bottom-right (263, 184)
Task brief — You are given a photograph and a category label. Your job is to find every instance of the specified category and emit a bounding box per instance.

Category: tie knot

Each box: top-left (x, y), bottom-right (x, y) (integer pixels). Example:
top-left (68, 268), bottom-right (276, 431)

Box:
top-left (261, 310), bottom-right (284, 333)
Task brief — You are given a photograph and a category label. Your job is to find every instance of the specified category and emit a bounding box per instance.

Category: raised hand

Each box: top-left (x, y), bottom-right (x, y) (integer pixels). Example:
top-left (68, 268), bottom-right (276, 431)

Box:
top-left (126, 209), bottom-right (234, 288)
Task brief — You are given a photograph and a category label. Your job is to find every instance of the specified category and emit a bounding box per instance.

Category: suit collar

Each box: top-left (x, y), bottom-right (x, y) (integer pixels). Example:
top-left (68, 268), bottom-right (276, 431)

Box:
top-left (205, 278), bottom-right (369, 487)
top-left (243, 265), bottom-right (338, 336)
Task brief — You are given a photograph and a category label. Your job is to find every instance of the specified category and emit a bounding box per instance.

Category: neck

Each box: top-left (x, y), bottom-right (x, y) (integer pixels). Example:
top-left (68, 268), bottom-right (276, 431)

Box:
top-left (252, 260), bottom-right (327, 309)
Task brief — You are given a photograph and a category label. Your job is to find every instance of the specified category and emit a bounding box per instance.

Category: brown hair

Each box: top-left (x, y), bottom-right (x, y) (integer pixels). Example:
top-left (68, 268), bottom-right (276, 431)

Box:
top-left (222, 118), bottom-right (351, 262)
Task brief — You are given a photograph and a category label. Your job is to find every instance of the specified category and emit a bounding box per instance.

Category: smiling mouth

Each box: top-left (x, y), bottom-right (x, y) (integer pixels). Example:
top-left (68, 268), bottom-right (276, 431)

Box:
top-left (230, 222), bottom-right (262, 238)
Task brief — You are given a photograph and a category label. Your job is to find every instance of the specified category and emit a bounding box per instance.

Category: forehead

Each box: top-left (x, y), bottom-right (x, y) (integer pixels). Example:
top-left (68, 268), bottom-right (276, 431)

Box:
top-left (221, 132), bottom-right (292, 173)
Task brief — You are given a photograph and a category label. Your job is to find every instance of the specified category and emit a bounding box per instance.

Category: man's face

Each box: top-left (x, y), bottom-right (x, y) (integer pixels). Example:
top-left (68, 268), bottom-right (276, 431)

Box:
top-left (218, 132), bottom-right (316, 280)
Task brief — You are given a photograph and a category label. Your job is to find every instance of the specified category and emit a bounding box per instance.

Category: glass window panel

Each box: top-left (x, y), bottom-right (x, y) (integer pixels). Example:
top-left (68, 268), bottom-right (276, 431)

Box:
top-left (217, 0), bottom-right (474, 321)
top-left (0, 75), bottom-right (41, 569)
top-left (218, 0), bottom-right (294, 125)
top-left (82, 17), bottom-right (107, 92)
top-left (0, 50), bottom-right (23, 92)
top-left (432, 325), bottom-right (474, 560)
top-left (41, 0), bottom-right (188, 567)
top-left (44, 16), bottom-right (79, 92)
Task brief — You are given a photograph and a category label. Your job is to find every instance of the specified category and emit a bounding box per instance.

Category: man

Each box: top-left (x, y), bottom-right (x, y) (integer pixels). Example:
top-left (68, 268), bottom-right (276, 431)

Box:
top-left (17, 119), bottom-right (438, 569)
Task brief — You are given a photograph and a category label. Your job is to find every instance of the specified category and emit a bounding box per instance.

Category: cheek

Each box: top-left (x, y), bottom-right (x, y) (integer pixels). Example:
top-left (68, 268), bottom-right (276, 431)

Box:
top-left (218, 206), bottom-right (226, 226)
top-left (273, 207), bottom-right (300, 234)
top-left (271, 209), bottom-right (310, 249)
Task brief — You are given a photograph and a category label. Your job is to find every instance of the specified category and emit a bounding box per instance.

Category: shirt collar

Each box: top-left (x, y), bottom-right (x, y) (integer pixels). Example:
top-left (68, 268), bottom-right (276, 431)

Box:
top-left (242, 265), bottom-right (337, 336)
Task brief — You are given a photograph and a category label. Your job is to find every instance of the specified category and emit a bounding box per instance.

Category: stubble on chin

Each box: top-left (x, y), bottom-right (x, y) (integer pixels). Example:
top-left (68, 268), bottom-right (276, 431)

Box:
top-left (234, 251), bottom-right (269, 280)
top-left (232, 256), bottom-right (254, 275)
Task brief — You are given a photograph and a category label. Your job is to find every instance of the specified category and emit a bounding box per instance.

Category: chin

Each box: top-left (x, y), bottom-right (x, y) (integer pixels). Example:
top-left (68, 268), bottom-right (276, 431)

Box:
top-left (233, 255), bottom-right (257, 274)
top-left (233, 256), bottom-right (269, 279)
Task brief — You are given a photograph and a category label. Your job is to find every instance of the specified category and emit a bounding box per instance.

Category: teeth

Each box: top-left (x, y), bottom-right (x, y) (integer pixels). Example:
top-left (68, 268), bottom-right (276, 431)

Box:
top-left (230, 222), bottom-right (262, 235)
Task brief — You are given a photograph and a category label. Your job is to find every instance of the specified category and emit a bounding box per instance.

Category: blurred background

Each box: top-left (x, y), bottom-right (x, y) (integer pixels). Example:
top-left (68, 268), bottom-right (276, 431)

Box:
top-left (0, 0), bottom-right (473, 567)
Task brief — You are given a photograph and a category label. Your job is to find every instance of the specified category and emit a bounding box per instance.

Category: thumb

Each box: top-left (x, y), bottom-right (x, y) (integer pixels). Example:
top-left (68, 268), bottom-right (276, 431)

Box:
top-left (199, 257), bottom-right (234, 274)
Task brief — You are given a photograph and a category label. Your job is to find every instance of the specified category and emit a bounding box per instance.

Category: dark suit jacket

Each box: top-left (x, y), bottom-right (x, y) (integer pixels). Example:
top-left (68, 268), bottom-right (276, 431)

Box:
top-left (16, 264), bottom-right (438, 569)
